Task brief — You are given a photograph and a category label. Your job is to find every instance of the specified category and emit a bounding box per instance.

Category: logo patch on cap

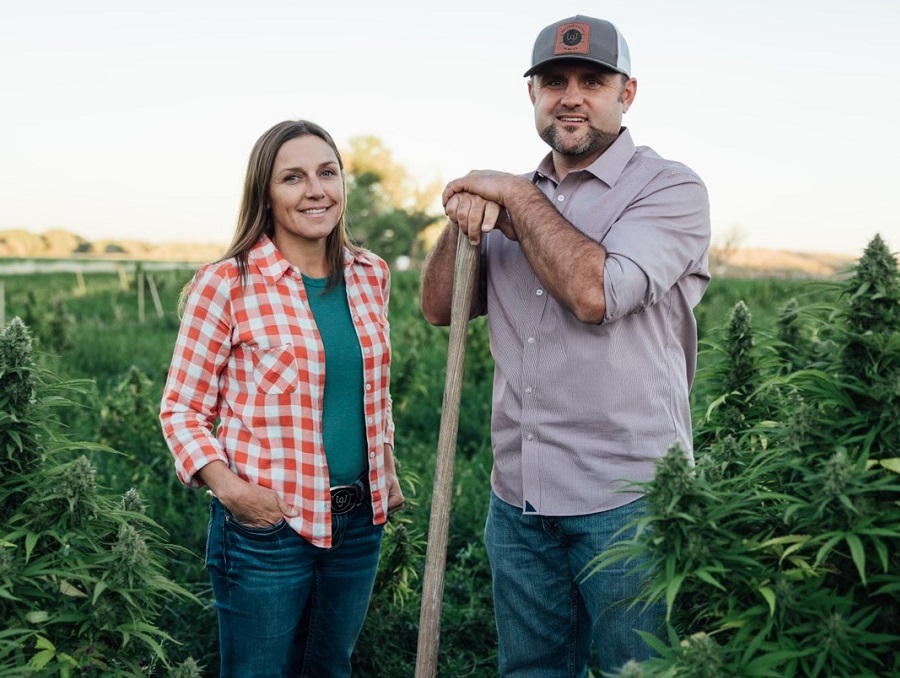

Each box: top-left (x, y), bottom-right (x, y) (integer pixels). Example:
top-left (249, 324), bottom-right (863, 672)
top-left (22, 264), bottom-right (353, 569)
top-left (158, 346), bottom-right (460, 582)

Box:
top-left (553, 21), bottom-right (591, 56)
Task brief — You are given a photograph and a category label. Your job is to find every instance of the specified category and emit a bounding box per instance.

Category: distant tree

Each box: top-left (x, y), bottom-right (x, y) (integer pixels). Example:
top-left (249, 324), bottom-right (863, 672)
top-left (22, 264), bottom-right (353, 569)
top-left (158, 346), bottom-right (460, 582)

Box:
top-left (343, 136), bottom-right (442, 213)
top-left (343, 137), bottom-right (443, 266)
top-left (42, 229), bottom-right (87, 256)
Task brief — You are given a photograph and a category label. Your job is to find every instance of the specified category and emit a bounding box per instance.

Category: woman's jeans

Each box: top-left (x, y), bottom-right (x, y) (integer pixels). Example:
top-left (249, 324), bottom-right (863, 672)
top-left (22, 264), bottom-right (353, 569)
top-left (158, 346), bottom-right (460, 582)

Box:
top-left (206, 497), bottom-right (383, 678)
top-left (485, 492), bottom-right (663, 677)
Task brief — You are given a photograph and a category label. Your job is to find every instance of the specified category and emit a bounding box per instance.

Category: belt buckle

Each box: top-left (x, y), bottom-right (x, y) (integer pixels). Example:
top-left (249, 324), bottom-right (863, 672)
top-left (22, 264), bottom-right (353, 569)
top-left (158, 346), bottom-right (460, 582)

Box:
top-left (330, 483), bottom-right (361, 515)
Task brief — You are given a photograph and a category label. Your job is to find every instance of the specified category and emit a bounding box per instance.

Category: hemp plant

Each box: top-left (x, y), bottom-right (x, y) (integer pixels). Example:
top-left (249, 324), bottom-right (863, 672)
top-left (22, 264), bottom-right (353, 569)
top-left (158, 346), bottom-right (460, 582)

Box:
top-left (694, 299), bottom-right (782, 454)
top-left (593, 235), bottom-right (900, 677)
top-left (0, 318), bottom-right (200, 676)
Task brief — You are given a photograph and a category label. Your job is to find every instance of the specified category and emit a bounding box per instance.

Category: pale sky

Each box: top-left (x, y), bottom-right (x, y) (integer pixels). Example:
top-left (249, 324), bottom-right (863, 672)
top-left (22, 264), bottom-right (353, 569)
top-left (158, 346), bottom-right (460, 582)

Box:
top-left (2, 0), bottom-right (898, 256)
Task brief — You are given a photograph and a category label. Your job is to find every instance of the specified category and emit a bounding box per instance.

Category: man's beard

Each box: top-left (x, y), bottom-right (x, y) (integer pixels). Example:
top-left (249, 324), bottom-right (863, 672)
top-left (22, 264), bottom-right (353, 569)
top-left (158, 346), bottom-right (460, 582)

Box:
top-left (539, 123), bottom-right (618, 159)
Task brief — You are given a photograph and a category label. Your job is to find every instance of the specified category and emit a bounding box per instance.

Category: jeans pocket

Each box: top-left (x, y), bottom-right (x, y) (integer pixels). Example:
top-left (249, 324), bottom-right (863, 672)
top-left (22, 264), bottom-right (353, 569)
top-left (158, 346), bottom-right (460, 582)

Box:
top-left (223, 509), bottom-right (288, 539)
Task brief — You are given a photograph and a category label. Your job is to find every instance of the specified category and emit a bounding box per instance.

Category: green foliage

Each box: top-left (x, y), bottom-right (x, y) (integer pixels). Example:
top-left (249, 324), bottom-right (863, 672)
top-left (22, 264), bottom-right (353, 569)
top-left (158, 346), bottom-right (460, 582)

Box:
top-left (773, 297), bottom-right (812, 374)
top-left (12, 292), bottom-right (73, 355)
top-left (3, 267), bottom-right (499, 676)
top-left (0, 317), bottom-right (199, 676)
top-left (3, 240), bottom-right (894, 677)
top-left (96, 365), bottom-right (214, 671)
top-left (594, 235), bottom-right (900, 677)
top-left (346, 171), bottom-right (438, 264)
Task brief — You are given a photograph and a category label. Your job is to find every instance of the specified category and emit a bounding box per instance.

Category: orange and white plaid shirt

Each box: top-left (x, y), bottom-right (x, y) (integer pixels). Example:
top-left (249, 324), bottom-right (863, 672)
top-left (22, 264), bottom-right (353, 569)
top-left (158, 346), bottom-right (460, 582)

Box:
top-left (160, 236), bottom-right (393, 548)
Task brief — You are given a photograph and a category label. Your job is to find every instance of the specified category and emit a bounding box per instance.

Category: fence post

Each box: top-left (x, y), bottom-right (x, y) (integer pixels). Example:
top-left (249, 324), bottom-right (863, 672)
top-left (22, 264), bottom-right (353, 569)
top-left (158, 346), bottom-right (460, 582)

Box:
top-left (138, 270), bottom-right (145, 324)
top-left (146, 273), bottom-right (164, 318)
top-left (75, 270), bottom-right (87, 296)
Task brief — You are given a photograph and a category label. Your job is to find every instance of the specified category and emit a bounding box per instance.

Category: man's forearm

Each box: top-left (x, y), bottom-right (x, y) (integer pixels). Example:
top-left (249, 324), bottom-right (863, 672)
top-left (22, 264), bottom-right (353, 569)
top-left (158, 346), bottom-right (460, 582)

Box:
top-left (506, 183), bottom-right (608, 324)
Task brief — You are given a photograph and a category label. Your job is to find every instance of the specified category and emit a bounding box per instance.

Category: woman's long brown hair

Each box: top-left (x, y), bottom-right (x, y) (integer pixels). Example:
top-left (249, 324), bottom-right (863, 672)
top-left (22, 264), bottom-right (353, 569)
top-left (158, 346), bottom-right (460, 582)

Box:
top-left (179, 120), bottom-right (359, 313)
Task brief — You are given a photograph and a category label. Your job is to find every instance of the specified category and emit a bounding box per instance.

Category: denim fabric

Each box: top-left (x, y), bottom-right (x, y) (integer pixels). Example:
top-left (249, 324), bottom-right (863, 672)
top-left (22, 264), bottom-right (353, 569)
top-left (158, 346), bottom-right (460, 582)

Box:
top-left (484, 492), bottom-right (663, 677)
top-left (206, 497), bottom-right (383, 678)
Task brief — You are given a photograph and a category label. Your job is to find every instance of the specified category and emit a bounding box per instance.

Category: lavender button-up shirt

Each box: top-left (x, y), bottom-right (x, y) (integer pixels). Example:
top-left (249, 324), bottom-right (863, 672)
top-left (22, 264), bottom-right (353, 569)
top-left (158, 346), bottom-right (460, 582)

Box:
top-left (480, 128), bottom-right (711, 516)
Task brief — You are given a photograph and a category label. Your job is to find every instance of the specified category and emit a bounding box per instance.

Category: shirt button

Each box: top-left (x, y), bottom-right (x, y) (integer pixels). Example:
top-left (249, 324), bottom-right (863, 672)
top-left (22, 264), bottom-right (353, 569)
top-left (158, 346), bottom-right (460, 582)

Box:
top-left (364, 347), bottom-right (371, 354)
top-left (527, 337), bottom-right (535, 344)
top-left (536, 289), bottom-right (543, 296)
top-left (354, 317), bottom-right (360, 323)
top-left (525, 387), bottom-right (533, 394)
top-left (367, 417), bottom-right (373, 424)
top-left (556, 195), bottom-right (565, 202)
top-left (369, 451), bottom-right (376, 458)
top-left (365, 383), bottom-right (372, 391)
top-left (526, 434), bottom-right (534, 440)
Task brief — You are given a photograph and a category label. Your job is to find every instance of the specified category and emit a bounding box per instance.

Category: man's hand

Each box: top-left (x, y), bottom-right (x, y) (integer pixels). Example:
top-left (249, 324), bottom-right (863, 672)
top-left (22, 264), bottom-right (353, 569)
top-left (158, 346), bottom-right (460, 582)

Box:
top-left (443, 169), bottom-right (523, 206)
top-left (444, 170), bottom-right (531, 245)
top-left (445, 192), bottom-right (508, 245)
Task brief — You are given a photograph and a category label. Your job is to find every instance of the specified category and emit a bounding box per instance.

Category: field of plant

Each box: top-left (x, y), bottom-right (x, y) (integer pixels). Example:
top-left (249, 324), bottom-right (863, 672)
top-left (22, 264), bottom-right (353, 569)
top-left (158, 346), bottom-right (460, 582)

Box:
top-left (1, 235), bottom-right (898, 676)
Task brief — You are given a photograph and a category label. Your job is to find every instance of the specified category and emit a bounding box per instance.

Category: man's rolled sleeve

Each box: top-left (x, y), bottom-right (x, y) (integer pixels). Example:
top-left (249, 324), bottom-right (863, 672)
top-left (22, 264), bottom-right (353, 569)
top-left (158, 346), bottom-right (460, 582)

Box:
top-left (602, 170), bottom-right (710, 323)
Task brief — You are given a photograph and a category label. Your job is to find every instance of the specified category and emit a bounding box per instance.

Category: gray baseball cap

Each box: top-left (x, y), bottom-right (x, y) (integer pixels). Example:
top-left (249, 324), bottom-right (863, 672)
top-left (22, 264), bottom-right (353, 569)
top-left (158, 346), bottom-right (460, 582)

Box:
top-left (524, 15), bottom-right (631, 78)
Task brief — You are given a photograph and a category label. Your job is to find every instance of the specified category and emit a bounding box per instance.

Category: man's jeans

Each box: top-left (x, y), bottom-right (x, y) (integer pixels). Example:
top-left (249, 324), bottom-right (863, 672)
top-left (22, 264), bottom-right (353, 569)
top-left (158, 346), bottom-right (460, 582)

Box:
top-left (485, 492), bottom-right (663, 677)
top-left (206, 497), bottom-right (383, 678)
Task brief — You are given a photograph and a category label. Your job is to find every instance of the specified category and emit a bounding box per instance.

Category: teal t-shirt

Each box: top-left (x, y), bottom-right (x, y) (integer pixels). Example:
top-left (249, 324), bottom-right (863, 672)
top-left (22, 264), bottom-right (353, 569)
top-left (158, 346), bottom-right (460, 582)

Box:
top-left (301, 274), bottom-right (367, 486)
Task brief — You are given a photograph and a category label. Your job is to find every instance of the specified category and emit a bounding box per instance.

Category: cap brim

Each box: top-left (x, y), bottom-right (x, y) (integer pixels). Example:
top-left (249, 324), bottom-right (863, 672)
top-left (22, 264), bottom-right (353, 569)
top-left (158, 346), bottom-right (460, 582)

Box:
top-left (523, 56), bottom-right (629, 78)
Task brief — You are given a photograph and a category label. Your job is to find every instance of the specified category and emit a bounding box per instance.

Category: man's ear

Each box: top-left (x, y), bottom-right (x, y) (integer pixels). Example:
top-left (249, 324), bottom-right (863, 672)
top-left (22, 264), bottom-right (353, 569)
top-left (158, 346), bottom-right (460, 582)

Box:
top-left (527, 78), bottom-right (536, 105)
top-left (621, 77), bottom-right (637, 113)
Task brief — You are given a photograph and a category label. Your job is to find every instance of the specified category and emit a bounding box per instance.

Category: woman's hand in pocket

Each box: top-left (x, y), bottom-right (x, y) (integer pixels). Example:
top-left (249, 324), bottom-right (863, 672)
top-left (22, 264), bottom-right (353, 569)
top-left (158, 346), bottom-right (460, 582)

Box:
top-left (198, 460), bottom-right (298, 527)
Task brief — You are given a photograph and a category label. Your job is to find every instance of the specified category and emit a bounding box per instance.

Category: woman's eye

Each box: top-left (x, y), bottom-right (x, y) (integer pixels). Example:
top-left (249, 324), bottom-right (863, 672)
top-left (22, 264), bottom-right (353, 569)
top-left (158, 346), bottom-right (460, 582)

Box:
top-left (322, 169), bottom-right (337, 177)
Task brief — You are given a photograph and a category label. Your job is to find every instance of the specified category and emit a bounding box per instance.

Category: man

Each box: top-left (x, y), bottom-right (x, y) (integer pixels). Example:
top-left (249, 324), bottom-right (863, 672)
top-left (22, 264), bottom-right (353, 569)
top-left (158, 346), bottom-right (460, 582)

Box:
top-left (420, 14), bottom-right (711, 677)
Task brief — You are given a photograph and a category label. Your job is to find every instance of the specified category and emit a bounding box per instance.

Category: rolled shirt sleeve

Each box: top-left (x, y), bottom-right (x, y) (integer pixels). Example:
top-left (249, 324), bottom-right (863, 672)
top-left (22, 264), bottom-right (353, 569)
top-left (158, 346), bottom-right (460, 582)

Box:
top-left (602, 169), bottom-right (711, 323)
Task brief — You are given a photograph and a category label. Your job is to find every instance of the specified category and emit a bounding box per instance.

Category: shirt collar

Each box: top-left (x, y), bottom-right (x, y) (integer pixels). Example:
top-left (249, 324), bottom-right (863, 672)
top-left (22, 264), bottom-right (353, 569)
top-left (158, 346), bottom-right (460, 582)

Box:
top-left (531, 127), bottom-right (637, 188)
top-left (246, 235), bottom-right (375, 285)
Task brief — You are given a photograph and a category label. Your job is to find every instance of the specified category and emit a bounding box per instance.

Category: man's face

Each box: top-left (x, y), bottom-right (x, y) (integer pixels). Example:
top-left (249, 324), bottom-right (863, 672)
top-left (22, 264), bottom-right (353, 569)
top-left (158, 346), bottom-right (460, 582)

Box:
top-left (529, 62), bottom-right (636, 172)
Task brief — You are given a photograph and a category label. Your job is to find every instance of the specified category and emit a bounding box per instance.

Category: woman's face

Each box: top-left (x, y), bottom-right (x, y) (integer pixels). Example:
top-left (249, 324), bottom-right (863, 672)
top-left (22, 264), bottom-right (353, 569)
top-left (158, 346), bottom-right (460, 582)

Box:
top-left (268, 134), bottom-right (344, 250)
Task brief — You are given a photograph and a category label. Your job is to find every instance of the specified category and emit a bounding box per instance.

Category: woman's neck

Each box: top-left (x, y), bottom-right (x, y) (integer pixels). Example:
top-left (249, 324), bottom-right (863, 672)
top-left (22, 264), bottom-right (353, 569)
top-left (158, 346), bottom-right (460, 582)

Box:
top-left (273, 234), bottom-right (331, 278)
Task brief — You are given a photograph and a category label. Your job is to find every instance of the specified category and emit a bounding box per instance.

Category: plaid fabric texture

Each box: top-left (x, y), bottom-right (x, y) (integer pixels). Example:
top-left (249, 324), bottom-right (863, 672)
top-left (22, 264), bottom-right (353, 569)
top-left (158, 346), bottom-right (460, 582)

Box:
top-left (160, 236), bottom-right (393, 548)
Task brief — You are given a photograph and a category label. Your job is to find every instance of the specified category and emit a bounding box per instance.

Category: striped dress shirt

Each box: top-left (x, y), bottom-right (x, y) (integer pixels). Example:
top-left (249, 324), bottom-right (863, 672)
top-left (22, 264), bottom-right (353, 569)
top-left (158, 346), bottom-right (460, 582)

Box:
top-left (160, 236), bottom-right (393, 548)
top-left (482, 128), bottom-right (711, 516)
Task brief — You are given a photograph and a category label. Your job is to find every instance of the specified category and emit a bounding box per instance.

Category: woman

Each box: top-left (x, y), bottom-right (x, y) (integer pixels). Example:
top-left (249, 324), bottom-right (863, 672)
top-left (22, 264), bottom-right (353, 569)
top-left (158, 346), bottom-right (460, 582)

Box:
top-left (160, 119), bottom-right (404, 677)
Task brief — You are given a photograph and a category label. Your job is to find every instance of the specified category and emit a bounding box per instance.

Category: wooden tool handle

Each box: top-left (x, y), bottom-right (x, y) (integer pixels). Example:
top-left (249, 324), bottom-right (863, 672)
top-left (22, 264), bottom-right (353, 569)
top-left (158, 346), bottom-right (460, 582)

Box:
top-left (414, 229), bottom-right (479, 678)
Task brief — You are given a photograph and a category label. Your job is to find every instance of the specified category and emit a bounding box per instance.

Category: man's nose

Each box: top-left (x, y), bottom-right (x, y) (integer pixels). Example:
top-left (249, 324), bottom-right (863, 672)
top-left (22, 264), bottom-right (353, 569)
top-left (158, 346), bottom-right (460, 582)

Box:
top-left (560, 82), bottom-right (583, 107)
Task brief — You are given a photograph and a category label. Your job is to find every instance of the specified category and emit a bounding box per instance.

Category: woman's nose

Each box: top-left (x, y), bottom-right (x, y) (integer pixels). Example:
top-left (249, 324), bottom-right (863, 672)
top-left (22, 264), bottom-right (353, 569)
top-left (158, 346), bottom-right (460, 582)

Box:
top-left (305, 177), bottom-right (325, 197)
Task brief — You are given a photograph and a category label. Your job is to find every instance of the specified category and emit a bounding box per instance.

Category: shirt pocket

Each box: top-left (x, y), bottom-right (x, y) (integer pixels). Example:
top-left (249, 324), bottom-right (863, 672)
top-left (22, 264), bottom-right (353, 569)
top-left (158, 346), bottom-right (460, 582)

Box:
top-left (251, 344), bottom-right (298, 395)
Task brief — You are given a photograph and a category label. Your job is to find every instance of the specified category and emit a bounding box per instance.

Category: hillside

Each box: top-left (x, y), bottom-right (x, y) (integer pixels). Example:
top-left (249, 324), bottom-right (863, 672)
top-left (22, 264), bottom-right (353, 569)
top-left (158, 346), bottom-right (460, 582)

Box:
top-left (0, 228), bottom-right (858, 277)
top-left (0, 229), bottom-right (225, 263)
top-left (713, 247), bottom-right (855, 278)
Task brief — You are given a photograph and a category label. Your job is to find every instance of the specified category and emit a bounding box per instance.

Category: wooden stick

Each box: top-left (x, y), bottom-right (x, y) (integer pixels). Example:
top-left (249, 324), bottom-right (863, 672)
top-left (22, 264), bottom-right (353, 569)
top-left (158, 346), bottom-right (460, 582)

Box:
top-left (415, 230), bottom-right (479, 678)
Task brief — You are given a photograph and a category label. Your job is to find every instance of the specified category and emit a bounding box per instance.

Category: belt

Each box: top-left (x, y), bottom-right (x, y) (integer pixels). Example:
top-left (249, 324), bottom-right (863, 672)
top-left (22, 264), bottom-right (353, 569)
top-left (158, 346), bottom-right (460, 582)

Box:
top-left (330, 475), bottom-right (368, 515)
